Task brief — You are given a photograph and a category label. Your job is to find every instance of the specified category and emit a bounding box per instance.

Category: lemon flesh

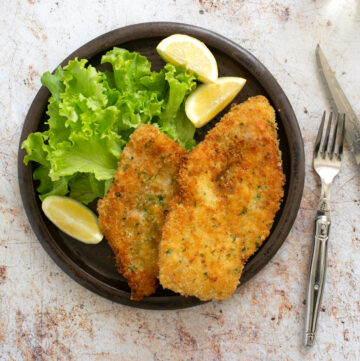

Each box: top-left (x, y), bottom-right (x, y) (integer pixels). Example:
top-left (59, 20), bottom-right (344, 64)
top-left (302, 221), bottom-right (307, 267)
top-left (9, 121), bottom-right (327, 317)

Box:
top-left (157, 34), bottom-right (218, 83)
top-left (42, 196), bottom-right (103, 244)
top-left (185, 77), bottom-right (247, 128)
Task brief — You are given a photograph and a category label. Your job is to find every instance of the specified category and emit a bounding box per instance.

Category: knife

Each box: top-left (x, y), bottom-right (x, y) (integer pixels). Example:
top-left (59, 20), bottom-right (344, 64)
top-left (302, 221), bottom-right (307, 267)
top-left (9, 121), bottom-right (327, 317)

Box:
top-left (316, 44), bottom-right (360, 165)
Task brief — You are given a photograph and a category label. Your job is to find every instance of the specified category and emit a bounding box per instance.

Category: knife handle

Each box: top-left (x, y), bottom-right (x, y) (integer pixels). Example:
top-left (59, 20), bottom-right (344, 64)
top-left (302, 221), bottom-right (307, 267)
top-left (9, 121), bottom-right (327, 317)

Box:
top-left (304, 215), bottom-right (330, 346)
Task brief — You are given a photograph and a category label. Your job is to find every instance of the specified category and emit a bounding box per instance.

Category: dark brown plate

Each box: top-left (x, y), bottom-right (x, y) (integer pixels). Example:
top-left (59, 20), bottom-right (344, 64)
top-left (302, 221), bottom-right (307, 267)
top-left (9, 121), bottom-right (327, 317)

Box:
top-left (18, 22), bottom-right (304, 310)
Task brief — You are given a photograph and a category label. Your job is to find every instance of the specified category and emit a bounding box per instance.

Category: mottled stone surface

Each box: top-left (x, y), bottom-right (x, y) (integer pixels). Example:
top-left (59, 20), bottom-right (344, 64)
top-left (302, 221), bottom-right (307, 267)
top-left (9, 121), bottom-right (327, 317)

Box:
top-left (1, 0), bottom-right (360, 360)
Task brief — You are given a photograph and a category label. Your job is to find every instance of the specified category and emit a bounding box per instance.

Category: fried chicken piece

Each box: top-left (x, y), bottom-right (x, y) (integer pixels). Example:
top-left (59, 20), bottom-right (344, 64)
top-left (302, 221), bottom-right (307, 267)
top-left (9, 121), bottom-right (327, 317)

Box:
top-left (98, 124), bottom-right (186, 300)
top-left (159, 96), bottom-right (285, 301)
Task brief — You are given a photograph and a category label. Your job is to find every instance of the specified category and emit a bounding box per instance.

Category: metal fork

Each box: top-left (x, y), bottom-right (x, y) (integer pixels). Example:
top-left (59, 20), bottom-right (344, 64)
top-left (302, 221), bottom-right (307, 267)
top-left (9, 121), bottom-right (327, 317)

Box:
top-left (304, 111), bottom-right (345, 347)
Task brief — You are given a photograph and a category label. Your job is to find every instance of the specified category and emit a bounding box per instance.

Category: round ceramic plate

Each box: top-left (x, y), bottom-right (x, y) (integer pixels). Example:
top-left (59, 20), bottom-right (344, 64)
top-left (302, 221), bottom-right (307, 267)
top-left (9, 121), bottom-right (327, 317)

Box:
top-left (18, 22), bottom-right (305, 310)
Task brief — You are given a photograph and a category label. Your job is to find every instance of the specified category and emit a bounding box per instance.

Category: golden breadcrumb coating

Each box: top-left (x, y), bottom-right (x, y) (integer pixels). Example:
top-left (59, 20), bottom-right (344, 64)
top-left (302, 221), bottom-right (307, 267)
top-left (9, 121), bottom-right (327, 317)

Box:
top-left (98, 124), bottom-right (186, 300)
top-left (159, 96), bottom-right (285, 301)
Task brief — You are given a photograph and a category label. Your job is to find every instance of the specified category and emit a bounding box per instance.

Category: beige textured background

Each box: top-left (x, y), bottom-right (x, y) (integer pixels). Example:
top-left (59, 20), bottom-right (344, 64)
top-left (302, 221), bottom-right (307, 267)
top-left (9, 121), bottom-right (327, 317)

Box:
top-left (1, 0), bottom-right (359, 360)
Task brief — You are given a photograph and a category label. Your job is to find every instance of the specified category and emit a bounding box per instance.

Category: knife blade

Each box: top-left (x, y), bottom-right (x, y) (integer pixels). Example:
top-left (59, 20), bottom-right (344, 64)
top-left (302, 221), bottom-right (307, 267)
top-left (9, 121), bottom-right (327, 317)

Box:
top-left (316, 44), bottom-right (360, 165)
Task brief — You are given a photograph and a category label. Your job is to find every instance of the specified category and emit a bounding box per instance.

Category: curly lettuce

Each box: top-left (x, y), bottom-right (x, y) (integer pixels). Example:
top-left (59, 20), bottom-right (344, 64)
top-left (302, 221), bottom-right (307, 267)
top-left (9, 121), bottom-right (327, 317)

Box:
top-left (22, 48), bottom-right (197, 204)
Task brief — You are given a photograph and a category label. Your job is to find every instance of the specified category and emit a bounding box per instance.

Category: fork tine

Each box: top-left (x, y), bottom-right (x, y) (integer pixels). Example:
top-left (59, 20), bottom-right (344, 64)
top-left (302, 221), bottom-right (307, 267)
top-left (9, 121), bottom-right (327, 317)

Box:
top-left (321, 112), bottom-right (332, 156)
top-left (329, 113), bottom-right (340, 158)
top-left (314, 111), bottom-right (326, 156)
top-left (337, 114), bottom-right (345, 160)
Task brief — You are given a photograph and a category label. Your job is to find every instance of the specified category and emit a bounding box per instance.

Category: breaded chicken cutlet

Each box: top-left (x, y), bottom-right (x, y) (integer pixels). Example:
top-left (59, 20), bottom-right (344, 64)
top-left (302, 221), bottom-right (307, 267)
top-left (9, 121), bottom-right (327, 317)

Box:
top-left (98, 124), bottom-right (186, 300)
top-left (159, 96), bottom-right (285, 301)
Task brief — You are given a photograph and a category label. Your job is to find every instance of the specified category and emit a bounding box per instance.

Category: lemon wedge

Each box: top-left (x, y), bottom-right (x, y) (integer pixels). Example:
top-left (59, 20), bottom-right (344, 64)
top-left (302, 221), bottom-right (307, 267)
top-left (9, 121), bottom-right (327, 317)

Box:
top-left (42, 196), bottom-right (103, 244)
top-left (185, 77), bottom-right (246, 128)
top-left (157, 34), bottom-right (218, 83)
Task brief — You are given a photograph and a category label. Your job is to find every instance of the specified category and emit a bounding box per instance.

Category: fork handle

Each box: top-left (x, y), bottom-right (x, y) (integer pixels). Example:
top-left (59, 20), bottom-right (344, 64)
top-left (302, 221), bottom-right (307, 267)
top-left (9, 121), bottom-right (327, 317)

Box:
top-left (304, 215), bottom-right (331, 346)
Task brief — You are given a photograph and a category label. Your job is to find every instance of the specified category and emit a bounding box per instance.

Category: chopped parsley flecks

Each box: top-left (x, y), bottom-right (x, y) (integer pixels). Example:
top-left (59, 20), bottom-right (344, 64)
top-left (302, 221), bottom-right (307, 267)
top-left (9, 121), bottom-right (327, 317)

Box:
top-left (240, 207), bottom-right (247, 215)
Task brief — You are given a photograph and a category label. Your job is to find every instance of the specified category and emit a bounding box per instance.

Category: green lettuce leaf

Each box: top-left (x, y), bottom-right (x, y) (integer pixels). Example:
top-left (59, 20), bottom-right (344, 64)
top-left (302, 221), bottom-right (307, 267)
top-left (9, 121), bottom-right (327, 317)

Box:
top-left (69, 173), bottom-right (107, 204)
top-left (102, 48), bottom-right (160, 93)
top-left (41, 67), bottom-right (65, 102)
top-left (157, 64), bottom-right (197, 148)
top-left (48, 133), bottom-right (118, 181)
top-left (33, 166), bottom-right (69, 201)
top-left (22, 133), bottom-right (50, 167)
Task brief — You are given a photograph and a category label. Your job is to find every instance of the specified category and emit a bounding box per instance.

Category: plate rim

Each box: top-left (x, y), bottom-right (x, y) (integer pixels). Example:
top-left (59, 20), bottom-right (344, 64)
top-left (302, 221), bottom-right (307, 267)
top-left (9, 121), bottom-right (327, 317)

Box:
top-left (17, 21), bottom-right (305, 310)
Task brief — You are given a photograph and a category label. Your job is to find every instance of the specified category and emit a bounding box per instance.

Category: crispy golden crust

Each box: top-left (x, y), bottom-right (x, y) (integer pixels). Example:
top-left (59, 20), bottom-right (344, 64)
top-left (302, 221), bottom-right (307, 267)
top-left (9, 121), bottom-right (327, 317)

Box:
top-left (159, 96), bottom-right (285, 301)
top-left (97, 125), bottom-right (186, 300)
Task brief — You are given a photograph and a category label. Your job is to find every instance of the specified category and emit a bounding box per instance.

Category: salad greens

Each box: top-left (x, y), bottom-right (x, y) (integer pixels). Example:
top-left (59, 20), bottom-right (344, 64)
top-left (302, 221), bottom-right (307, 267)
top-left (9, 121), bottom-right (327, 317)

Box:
top-left (22, 48), bottom-right (197, 204)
